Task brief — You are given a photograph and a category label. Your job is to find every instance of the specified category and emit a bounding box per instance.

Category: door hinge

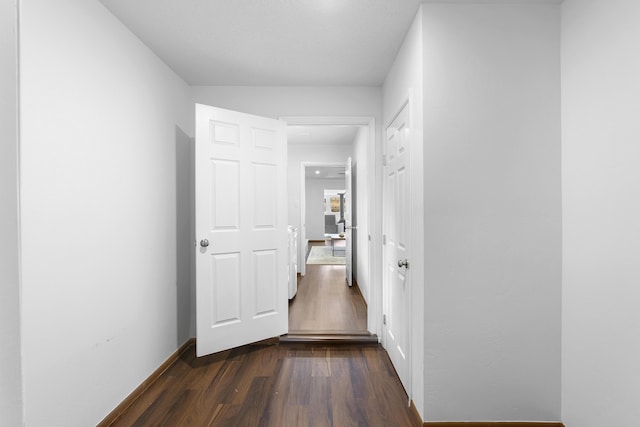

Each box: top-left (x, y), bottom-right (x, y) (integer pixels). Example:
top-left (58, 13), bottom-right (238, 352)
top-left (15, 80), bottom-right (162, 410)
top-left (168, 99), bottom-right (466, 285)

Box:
top-left (382, 234), bottom-right (387, 245)
top-left (382, 154), bottom-right (387, 166)
top-left (383, 314), bottom-right (387, 325)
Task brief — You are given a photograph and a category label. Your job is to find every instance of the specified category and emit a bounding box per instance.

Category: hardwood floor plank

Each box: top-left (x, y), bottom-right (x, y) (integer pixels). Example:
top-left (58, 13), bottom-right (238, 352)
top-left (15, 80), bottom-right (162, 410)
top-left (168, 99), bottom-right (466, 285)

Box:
top-left (207, 403), bottom-right (241, 427)
top-left (289, 350), bottom-right (312, 406)
top-left (232, 376), bottom-right (275, 427)
top-left (154, 389), bottom-right (199, 426)
top-left (307, 377), bottom-right (332, 427)
top-left (310, 347), bottom-right (332, 377)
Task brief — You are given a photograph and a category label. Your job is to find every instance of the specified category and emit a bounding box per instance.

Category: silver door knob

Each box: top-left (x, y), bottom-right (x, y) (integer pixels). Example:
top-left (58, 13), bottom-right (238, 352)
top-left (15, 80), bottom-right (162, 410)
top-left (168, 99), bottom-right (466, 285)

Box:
top-left (397, 259), bottom-right (409, 268)
top-left (200, 239), bottom-right (209, 248)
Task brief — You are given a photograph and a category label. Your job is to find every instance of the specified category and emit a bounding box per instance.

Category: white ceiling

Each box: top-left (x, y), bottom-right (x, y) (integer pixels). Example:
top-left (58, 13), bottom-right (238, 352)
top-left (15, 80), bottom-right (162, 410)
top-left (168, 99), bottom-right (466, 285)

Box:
top-left (98, 0), bottom-right (423, 86)
top-left (98, 0), bottom-right (562, 87)
top-left (306, 166), bottom-right (346, 180)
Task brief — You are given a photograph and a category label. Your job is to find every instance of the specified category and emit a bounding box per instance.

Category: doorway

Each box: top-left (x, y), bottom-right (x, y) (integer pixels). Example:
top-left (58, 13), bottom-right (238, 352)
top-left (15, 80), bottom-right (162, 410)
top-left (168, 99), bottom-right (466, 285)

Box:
top-left (289, 161), bottom-right (365, 333)
top-left (299, 162), bottom-right (350, 277)
top-left (282, 116), bottom-right (378, 337)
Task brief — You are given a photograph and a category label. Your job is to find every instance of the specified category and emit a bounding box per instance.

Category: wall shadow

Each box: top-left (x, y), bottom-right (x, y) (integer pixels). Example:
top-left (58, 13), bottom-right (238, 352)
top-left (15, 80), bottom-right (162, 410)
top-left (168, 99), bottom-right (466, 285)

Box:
top-left (175, 125), bottom-right (194, 346)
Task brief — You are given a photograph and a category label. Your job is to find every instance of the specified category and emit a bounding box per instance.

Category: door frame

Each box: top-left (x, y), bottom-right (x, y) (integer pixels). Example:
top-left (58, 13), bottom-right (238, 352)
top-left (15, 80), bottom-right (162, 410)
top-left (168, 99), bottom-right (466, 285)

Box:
top-left (280, 116), bottom-right (380, 336)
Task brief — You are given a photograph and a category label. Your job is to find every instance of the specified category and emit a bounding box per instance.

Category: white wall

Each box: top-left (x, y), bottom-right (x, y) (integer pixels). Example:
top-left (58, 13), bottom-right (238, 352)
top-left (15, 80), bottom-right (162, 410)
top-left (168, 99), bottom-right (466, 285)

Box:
top-left (305, 178), bottom-right (344, 240)
top-left (19, 0), bottom-right (193, 425)
top-left (382, 8), bottom-right (425, 418)
top-left (561, 0), bottom-right (640, 425)
top-left (0, 0), bottom-right (23, 425)
top-left (193, 86), bottom-right (382, 121)
top-left (421, 3), bottom-right (561, 421)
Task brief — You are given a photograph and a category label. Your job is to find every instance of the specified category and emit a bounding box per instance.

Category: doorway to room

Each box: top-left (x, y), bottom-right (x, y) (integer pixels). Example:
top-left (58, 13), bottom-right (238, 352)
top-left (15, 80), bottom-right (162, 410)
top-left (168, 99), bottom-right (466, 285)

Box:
top-left (282, 117), bottom-right (376, 339)
top-left (288, 163), bottom-right (366, 334)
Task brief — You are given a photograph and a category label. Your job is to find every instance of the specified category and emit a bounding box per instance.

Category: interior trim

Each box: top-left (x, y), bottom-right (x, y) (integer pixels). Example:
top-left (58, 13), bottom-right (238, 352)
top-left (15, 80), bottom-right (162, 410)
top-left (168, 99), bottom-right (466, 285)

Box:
top-left (352, 278), bottom-right (367, 308)
top-left (423, 423), bottom-right (565, 427)
top-left (279, 333), bottom-right (378, 344)
top-left (410, 400), bottom-right (423, 426)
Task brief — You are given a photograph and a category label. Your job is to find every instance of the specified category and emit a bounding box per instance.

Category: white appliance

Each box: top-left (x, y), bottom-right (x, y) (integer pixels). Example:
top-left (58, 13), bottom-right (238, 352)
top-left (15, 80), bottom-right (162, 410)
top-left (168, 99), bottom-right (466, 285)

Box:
top-left (287, 226), bottom-right (298, 299)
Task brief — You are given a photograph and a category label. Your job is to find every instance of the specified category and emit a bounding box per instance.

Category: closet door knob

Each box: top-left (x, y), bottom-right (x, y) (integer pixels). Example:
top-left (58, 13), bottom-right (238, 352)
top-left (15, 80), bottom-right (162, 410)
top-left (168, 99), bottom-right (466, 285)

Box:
top-left (200, 239), bottom-right (209, 248)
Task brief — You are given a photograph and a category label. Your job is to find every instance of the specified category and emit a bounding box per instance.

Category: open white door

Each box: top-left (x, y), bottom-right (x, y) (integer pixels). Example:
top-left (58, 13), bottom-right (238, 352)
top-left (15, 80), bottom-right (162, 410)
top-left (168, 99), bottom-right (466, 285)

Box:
top-left (383, 104), bottom-right (411, 393)
top-left (345, 157), bottom-right (353, 287)
top-left (299, 167), bottom-right (306, 277)
top-left (195, 103), bottom-right (288, 357)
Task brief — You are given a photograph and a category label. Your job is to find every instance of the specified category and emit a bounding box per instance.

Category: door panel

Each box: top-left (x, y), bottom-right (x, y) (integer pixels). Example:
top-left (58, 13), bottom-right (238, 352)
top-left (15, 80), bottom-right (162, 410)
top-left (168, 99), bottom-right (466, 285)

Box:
top-left (383, 103), bottom-right (411, 394)
top-left (196, 104), bottom-right (288, 357)
top-left (211, 160), bottom-right (240, 228)
top-left (210, 253), bottom-right (241, 326)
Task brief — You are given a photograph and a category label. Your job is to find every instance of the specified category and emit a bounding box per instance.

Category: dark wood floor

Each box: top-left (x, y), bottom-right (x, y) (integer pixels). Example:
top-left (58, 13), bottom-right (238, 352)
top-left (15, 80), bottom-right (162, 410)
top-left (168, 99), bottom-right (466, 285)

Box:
top-left (108, 341), bottom-right (416, 427)
top-left (288, 242), bottom-right (368, 333)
